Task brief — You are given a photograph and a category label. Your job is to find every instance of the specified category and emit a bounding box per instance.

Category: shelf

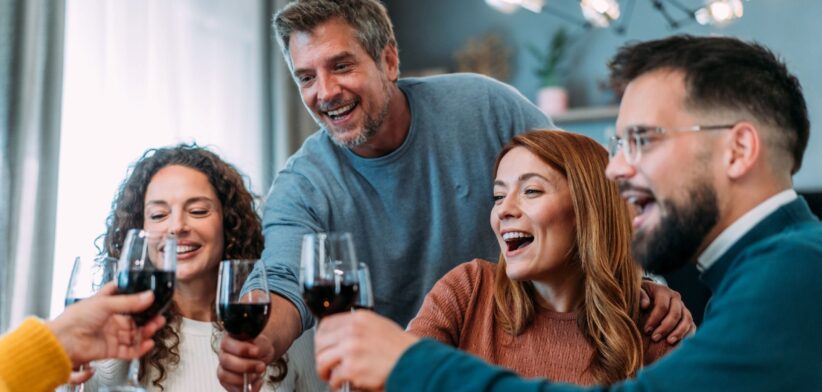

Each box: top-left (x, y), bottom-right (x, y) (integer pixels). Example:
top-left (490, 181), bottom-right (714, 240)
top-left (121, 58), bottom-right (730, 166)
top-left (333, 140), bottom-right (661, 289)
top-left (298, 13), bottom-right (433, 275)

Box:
top-left (551, 106), bottom-right (619, 124)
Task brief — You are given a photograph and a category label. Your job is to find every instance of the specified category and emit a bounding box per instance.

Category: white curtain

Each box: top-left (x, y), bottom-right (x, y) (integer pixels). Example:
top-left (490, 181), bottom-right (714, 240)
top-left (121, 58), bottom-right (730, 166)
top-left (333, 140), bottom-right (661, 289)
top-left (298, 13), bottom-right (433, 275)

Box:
top-left (49, 0), bottom-right (274, 316)
top-left (0, 0), bottom-right (66, 330)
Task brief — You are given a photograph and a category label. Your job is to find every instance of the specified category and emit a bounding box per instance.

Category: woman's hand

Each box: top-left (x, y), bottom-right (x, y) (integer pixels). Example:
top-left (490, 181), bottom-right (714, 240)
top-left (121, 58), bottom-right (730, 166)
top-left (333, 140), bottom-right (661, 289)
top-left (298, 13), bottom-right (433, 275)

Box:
top-left (47, 282), bottom-right (166, 367)
top-left (217, 333), bottom-right (274, 392)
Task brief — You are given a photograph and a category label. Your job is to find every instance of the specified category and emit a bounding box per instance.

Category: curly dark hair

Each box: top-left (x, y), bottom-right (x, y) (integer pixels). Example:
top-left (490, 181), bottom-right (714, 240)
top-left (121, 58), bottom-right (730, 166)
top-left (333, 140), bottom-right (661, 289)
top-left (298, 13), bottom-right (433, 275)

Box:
top-left (98, 143), bottom-right (286, 390)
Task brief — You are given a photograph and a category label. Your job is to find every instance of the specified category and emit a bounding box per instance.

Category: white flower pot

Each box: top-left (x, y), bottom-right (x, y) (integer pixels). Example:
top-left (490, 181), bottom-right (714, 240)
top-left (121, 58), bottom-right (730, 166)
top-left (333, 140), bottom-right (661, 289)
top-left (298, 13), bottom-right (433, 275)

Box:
top-left (537, 86), bottom-right (569, 116)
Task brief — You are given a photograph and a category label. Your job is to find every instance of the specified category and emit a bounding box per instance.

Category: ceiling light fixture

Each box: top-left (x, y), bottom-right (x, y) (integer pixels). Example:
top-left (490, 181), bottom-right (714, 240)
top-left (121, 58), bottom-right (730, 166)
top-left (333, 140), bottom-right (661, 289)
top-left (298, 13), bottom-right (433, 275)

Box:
top-left (485, 0), bottom-right (746, 34)
top-left (695, 0), bottom-right (744, 26)
top-left (484, 0), bottom-right (544, 14)
top-left (579, 0), bottom-right (621, 28)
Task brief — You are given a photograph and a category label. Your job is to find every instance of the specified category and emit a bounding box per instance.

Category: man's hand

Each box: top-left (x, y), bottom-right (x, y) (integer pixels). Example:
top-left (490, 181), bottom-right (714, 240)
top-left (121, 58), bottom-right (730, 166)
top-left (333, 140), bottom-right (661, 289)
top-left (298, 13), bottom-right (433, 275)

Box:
top-left (640, 280), bottom-right (696, 344)
top-left (217, 294), bottom-right (301, 392)
top-left (47, 282), bottom-right (166, 367)
top-left (315, 310), bottom-right (419, 391)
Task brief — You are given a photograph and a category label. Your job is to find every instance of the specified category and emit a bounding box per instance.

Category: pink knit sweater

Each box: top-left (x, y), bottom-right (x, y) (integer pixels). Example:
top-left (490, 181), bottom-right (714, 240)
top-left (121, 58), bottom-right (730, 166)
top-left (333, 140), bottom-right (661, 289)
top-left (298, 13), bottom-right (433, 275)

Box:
top-left (407, 259), bottom-right (676, 385)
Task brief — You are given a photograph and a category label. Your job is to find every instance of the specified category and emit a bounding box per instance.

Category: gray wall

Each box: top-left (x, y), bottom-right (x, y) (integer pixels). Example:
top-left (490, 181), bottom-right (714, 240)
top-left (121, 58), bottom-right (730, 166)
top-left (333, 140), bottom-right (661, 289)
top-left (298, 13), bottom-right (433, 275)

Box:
top-left (386, 0), bottom-right (821, 190)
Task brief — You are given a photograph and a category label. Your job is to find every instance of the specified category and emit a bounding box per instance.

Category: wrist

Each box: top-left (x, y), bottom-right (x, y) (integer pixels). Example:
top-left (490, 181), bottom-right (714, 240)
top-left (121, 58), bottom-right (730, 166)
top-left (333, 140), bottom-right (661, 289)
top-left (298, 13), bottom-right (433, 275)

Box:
top-left (46, 316), bottom-right (77, 365)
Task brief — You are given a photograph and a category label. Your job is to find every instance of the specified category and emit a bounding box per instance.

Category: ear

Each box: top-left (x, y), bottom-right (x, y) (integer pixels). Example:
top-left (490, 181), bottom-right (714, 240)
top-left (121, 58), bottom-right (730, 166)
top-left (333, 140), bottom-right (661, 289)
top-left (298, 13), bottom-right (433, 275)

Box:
top-left (381, 44), bottom-right (400, 82)
top-left (725, 122), bottom-right (760, 180)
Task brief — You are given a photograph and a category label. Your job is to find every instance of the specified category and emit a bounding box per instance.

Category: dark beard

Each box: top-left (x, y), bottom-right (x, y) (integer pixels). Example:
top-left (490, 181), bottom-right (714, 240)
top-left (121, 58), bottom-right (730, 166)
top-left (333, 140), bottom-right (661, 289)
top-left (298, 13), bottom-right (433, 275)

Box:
top-left (633, 180), bottom-right (719, 275)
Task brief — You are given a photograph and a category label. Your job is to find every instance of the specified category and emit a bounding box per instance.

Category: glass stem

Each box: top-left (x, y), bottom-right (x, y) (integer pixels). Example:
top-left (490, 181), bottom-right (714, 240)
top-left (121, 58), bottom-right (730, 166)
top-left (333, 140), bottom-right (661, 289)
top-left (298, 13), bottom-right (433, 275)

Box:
top-left (126, 323), bottom-right (142, 386)
top-left (244, 371), bottom-right (250, 392)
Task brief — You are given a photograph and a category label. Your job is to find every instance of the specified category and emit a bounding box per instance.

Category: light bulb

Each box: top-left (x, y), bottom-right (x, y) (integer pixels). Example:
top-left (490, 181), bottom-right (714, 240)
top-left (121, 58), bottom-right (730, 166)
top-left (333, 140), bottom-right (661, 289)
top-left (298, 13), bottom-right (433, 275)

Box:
top-left (486, 0), bottom-right (521, 13)
top-left (694, 0), bottom-right (743, 26)
top-left (580, 0), bottom-right (621, 28)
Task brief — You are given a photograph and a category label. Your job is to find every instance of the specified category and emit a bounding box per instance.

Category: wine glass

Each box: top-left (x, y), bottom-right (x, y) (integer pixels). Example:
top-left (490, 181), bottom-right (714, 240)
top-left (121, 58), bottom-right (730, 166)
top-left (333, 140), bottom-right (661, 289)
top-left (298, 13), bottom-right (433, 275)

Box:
top-left (216, 259), bottom-right (271, 392)
top-left (353, 262), bottom-right (374, 311)
top-left (65, 255), bottom-right (118, 306)
top-left (62, 255), bottom-right (117, 392)
top-left (300, 232), bottom-right (359, 392)
top-left (103, 229), bottom-right (177, 392)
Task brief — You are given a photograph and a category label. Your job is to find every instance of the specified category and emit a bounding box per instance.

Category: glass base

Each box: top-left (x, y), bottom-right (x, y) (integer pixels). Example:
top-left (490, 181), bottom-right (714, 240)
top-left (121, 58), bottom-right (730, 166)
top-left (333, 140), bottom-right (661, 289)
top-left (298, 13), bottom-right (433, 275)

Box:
top-left (99, 386), bottom-right (147, 392)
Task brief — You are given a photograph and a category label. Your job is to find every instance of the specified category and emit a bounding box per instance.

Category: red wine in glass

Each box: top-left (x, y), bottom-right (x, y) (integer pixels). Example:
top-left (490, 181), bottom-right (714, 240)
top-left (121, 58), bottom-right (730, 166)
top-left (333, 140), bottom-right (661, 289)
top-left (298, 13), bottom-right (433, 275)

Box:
top-left (302, 280), bottom-right (359, 318)
top-left (216, 259), bottom-right (270, 392)
top-left (217, 303), bottom-right (271, 341)
top-left (117, 270), bottom-right (175, 326)
top-left (110, 229), bottom-right (176, 391)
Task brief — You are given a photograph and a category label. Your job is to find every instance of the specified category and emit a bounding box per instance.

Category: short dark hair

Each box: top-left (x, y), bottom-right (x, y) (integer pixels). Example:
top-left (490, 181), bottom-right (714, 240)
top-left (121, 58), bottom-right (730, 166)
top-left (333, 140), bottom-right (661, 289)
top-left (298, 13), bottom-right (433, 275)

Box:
top-left (609, 35), bottom-right (809, 174)
top-left (273, 0), bottom-right (397, 68)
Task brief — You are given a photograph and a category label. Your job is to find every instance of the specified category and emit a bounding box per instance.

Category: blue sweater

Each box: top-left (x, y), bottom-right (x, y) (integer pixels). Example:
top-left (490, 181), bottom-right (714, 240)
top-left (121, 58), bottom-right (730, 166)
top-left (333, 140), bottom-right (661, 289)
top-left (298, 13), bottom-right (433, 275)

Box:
top-left (255, 73), bottom-right (551, 330)
top-left (388, 197), bottom-right (822, 391)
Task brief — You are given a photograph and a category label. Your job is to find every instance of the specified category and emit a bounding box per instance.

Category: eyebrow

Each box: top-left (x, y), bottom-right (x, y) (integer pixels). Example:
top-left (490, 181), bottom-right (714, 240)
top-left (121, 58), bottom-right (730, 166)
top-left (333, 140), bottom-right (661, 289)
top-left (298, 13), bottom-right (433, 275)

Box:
top-left (493, 172), bottom-right (552, 187)
top-left (293, 51), bottom-right (357, 77)
top-left (144, 196), bottom-right (216, 207)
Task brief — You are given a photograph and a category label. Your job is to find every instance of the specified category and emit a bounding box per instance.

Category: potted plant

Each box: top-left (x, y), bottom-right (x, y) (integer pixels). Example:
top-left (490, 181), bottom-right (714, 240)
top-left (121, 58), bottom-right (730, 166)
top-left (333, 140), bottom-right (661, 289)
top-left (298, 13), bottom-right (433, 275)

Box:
top-left (528, 27), bottom-right (571, 116)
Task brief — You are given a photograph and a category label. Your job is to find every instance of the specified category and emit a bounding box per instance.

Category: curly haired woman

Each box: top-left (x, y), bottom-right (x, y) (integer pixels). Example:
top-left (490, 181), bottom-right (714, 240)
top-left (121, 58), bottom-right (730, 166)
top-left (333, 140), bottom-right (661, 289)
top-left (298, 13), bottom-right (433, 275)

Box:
top-left (84, 144), bottom-right (324, 391)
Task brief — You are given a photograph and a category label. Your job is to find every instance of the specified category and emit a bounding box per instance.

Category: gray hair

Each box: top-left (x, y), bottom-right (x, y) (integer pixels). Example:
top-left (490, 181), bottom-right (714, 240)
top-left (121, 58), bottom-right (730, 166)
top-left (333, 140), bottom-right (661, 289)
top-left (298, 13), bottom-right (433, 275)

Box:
top-left (273, 0), bottom-right (397, 69)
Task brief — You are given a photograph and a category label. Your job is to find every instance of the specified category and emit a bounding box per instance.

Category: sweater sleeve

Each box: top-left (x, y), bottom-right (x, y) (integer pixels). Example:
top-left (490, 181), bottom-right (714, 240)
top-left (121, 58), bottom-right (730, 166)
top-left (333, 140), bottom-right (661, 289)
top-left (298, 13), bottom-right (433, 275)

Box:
top-left (406, 260), bottom-right (486, 345)
top-left (0, 318), bottom-right (72, 392)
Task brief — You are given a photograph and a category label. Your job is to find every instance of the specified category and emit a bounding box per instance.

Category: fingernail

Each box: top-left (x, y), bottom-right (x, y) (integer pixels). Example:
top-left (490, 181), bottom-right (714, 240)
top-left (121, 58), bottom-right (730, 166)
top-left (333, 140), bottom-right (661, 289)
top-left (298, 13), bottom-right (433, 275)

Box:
top-left (257, 363), bottom-right (266, 373)
top-left (140, 291), bottom-right (153, 299)
top-left (644, 327), bottom-right (653, 334)
top-left (668, 336), bottom-right (679, 344)
top-left (652, 334), bottom-right (661, 341)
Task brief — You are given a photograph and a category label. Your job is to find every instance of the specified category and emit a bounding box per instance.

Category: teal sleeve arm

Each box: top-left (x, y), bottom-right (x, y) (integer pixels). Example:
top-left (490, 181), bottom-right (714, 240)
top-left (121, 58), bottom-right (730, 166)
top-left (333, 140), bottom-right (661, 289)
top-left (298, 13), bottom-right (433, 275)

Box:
top-left (387, 339), bottom-right (598, 392)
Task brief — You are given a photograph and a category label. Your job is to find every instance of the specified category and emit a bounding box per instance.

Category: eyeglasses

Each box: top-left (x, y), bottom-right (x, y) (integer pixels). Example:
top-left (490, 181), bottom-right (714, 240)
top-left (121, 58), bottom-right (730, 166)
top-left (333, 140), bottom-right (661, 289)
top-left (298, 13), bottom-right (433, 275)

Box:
top-left (608, 124), bottom-right (736, 164)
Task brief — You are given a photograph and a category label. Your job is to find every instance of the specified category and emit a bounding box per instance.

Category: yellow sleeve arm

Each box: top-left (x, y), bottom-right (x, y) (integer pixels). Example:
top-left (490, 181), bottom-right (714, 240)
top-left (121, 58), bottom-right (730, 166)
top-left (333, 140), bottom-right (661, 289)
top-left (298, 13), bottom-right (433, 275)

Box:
top-left (0, 317), bottom-right (72, 392)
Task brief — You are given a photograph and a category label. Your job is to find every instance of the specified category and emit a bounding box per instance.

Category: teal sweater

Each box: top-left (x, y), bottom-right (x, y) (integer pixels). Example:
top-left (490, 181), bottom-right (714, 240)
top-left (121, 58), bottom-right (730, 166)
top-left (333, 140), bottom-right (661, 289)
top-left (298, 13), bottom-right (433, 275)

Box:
top-left (389, 197), bottom-right (822, 391)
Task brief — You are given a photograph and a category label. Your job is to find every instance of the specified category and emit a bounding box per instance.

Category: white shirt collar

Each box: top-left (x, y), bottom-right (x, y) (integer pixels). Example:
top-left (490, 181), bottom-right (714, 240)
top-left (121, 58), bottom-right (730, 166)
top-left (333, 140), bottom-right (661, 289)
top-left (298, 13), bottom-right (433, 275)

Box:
top-left (697, 189), bottom-right (798, 272)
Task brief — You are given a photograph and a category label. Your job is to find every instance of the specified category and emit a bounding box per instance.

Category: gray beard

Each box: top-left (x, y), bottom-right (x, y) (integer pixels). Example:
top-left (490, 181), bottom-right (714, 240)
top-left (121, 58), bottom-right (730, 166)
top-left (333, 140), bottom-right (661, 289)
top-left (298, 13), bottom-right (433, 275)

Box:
top-left (633, 179), bottom-right (719, 275)
top-left (316, 79), bottom-right (394, 149)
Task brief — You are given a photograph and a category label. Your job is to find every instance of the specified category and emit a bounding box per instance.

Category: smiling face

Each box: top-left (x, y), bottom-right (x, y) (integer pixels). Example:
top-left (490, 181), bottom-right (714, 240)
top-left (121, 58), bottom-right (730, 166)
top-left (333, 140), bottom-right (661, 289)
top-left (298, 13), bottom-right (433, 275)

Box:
top-left (143, 165), bottom-right (225, 284)
top-left (606, 70), bottom-right (721, 273)
top-left (289, 18), bottom-right (398, 150)
top-left (491, 147), bottom-right (577, 282)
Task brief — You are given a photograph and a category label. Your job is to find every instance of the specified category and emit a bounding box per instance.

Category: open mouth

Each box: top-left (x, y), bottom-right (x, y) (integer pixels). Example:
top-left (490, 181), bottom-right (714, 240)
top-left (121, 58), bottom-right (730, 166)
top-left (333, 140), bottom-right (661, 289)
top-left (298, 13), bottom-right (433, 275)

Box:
top-left (323, 100), bottom-right (358, 121)
top-left (502, 231), bottom-right (534, 252)
top-left (624, 190), bottom-right (657, 229)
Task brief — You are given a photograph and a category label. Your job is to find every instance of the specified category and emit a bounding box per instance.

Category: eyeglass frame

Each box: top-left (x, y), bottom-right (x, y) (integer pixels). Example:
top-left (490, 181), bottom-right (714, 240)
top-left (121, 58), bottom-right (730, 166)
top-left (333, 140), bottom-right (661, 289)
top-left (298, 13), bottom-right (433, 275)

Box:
top-left (608, 124), bottom-right (736, 165)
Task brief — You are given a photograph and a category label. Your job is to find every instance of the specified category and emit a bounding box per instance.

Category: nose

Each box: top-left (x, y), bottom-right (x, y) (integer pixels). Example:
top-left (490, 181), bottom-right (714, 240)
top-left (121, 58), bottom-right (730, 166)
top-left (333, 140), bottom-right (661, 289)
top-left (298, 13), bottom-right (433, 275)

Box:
top-left (605, 149), bottom-right (637, 182)
top-left (495, 193), bottom-right (522, 221)
top-left (316, 72), bottom-right (341, 103)
top-left (167, 211), bottom-right (189, 236)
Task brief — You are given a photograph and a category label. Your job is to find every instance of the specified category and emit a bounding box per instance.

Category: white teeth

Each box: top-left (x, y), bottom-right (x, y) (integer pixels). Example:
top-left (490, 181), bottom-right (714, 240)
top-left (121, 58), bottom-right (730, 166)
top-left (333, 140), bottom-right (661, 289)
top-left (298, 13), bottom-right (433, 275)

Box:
top-left (327, 103), bottom-right (355, 116)
top-left (502, 232), bottom-right (533, 241)
top-left (177, 245), bottom-right (199, 254)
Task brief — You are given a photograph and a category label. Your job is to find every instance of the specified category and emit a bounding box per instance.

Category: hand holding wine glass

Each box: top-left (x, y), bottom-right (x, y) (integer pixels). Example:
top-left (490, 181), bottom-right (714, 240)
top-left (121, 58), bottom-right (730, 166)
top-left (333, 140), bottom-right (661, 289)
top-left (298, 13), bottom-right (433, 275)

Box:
top-left (63, 255), bottom-right (118, 389)
top-left (216, 259), bottom-right (271, 392)
top-left (102, 229), bottom-right (176, 392)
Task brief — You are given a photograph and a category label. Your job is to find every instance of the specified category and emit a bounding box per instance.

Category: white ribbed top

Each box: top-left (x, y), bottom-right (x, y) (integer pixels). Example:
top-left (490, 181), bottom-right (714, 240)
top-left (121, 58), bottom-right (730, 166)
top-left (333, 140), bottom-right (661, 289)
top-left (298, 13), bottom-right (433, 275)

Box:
top-left (85, 318), bottom-right (327, 391)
